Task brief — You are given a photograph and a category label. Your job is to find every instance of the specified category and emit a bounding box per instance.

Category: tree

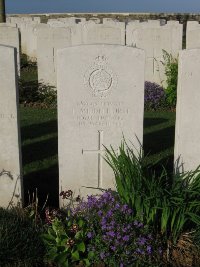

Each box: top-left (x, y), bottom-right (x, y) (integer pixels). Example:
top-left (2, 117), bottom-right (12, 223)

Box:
top-left (0, 0), bottom-right (6, 23)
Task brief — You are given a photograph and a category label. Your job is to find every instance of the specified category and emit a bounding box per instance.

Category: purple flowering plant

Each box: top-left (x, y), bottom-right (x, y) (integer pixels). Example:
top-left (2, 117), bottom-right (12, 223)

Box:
top-left (144, 81), bottom-right (167, 110)
top-left (73, 190), bottom-right (162, 266)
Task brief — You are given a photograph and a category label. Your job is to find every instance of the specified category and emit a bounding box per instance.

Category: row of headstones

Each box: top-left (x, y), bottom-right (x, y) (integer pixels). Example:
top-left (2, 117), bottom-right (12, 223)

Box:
top-left (0, 43), bottom-right (199, 207)
top-left (0, 17), bottom-right (187, 87)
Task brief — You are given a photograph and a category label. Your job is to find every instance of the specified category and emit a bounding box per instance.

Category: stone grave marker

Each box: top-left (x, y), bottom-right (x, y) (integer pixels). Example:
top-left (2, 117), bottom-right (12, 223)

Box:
top-left (186, 21), bottom-right (200, 49)
top-left (0, 26), bottom-right (20, 75)
top-left (37, 25), bottom-right (83, 86)
top-left (57, 44), bottom-right (145, 202)
top-left (126, 22), bottom-right (182, 85)
top-left (0, 45), bottom-right (22, 207)
top-left (82, 23), bottom-right (125, 45)
top-left (174, 49), bottom-right (200, 172)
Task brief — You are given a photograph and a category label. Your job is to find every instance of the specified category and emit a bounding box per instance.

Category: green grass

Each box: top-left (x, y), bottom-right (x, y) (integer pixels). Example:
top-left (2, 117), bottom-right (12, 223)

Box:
top-left (20, 107), bottom-right (176, 207)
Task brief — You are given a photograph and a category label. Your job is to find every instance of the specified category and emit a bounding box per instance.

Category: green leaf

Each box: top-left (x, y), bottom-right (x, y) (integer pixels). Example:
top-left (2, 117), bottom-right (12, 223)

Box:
top-left (78, 219), bottom-right (84, 228)
top-left (83, 258), bottom-right (91, 266)
top-left (88, 251), bottom-right (95, 260)
top-left (41, 233), bottom-right (55, 242)
top-left (77, 241), bottom-right (85, 253)
top-left (54, 251), bottom-right (68, 264)
top-left (72, 250), bottom-right (80, 261)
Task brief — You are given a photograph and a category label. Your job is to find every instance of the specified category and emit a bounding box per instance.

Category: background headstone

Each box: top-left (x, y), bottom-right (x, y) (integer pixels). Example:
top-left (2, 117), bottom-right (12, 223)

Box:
top-left (174, 49), bottom-right (200, 172)
top-left (186, 21), bottom-right (200, 49)
top-left (82, 23), bottom-right (125, 45)
top-left (57, 44), bottom-right (145, 202)
top-left (0, 26), bottom-right (20, 75)
top-left (126, 22), bottom-right (182, 85)
top-left (0, 45), bottom-right (22, 207)
top-left (37, 25), bottom-right (82, 86)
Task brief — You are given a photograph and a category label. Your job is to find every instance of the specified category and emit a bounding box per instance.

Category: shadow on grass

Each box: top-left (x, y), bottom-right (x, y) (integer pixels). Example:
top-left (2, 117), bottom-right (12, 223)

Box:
top-left (22, 137), bottom-right (58, 165)
top-left (21, 120), bottom-right (57, 141)
top-left (23, 164), bottom-right (59, 208)
top-left (145, 154), bottom-right (174, 178)
top-left (144, 117), bottom-right (169, 128)
top-left (21, 119), bottom-right (59, 208)
top-left (143, 125), bottom-right (175, 156)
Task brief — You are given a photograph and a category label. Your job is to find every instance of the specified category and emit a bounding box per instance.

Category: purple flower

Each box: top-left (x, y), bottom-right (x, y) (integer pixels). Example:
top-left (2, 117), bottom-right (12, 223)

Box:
top-left (107, 231), bottom-right (115, 238)
top-left (122, 235), bottom-right (129, 242)
top-left (115, 203), bottom-right (120, 209)
top-left (136, 248), bottom-right (144, 254)
top-left (137, 237), bottom-right (147, 245)
top-left (106, 210), bottom-right (113, 218)
top-left (100, 252), bottom-right (105, 259)
top-left (97, 210), bottom-right (103, 217)
top-left (121, 204), bottom-right (129, 212)
top-left (110, 245), bottom-right (116, 251)
top-left (147, 245), bottom-right (152, 254)
top-left (87, 232), bottom-right (93, 239)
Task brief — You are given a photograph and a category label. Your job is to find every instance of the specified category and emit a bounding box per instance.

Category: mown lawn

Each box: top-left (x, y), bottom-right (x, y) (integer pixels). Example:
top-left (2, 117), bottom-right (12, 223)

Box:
top-left (20, 107), bottom-right (176, 207)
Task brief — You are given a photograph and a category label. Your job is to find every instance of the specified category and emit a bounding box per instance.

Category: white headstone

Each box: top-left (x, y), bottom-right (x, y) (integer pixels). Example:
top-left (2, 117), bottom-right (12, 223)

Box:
top-left (174, 49), bottom-right (200, 172)
top-left (20, 22), bottom-right (39, 58)
top-left (0, 27), bottom-right (20, 75)
top-left (57, 44), bottom-right (145, 201)
top-left (82, 23), bottom-right (125, 45)
top-left (186, 21), bottom-right (200, 49)
top-left (37, 25), bottom-right (82, 86)
top-left (103, 18), bottom-right (119, 24)
top-left (0, 45), bottom-right (22, 207)
top-left (0, 22), bottom-right (17, 27)
top-left (126, 22), bottom-right (182, 85)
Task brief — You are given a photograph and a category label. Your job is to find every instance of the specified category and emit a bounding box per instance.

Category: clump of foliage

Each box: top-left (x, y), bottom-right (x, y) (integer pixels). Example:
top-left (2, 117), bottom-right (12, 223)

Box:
top-left (19, 80), bottom-right (57, 108)
top-left (0, 207), bottom-right (46, 267)
top-left (144, 81), bottom-right (166, 110)
top-left (162, 50), bottom-right (178, 109)
top-left (42, 192), bottom-right (93, 267)
top-left (73, 190), bottom-right (162, 267)
top-left (20, 53), bottom-right (37, 70)
top-left (43, 190), bottom-right (162, 267)
top-left (19, 53), bottom-right (57, 108)
top-left (105, 140), bottom-right (200, 264)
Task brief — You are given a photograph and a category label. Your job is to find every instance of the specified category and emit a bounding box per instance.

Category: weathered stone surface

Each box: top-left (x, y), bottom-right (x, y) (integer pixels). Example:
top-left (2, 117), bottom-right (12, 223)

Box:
top-left (57, 44), bottom-right (145, 203)
top-left (82, 23), bottom-right (125, 45)
top-left (0, 23), bottom-right (17, 27)
top-left (20, 22), bottom-right (39, 58)
top-left (174, 49), bottom-right (200, 172)
top-left (186, 21), bottom-right (200, 49)
top-left (0, 45), bottom-right (22, 207)
top-left (37, 25), bottom-right (83, 86)
top-left (0, 26), bottom-right (20, 75)
top-left (126, 22), bottom-right (182, 84)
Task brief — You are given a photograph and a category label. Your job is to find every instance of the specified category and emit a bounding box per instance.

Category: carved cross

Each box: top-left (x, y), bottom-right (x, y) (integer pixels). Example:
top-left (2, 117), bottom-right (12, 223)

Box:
top-left (82, 130), bottom-right (105, 188)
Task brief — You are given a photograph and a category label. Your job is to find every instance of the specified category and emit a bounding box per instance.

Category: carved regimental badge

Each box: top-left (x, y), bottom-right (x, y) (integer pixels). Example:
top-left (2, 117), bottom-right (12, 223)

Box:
top-left (84, 55), bottom-right (117, 98)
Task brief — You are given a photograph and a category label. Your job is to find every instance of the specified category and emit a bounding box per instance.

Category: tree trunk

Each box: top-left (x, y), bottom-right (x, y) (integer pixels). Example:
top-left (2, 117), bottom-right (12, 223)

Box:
top-left (0, 0), bottom-right (6, 23)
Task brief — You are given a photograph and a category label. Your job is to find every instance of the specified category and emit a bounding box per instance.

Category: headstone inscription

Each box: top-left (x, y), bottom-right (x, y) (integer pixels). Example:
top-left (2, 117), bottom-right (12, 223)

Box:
top-left (57, 44), bottom-right (145, 203)
top-left (0, 45), bottom-right (23, 207)
top-left (174, 49), bottom-right (200, 172)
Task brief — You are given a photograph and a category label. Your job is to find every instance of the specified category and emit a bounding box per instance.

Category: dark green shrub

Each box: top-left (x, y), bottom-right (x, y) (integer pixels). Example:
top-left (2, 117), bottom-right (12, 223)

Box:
top-left (0, 207), bottom-right (46, 267)
top-left (19, 80), bottom-right (57, 108)
top-left (162, 50), bottom-right (178, 109)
